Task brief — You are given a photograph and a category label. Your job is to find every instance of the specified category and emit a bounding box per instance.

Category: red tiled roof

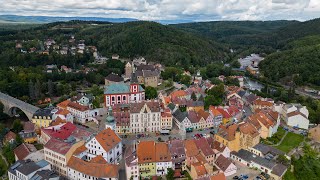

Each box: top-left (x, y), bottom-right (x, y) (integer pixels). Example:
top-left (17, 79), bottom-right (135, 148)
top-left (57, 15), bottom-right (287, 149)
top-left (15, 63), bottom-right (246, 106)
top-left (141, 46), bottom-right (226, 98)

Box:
top-left (14, 143), bottom-right (37, 160)
top-left (23, 121), bottom-right (35, 133)
top-left (67, 156), bottom-right (118, 178)
top-left (44, 138), bottom-right (72, 155)
top-left (55, 109), bottom-right (71, 116)
top-left (184, 139), bottom-right (199, 157)
top-left (194, 137), bottom-right (215, 157)
top-left (95, 128), bottom-right (121, 152)
top-left (73, 145), bottom-right (87, 155)
top-left (192, 162), bottom-right (207, 177)
top-left (170, 90), bottom-right (187, 99)
top-left (215, 155), bottom-right (233, 172)
top-left (137, 141), bottom-right (156, 164)
top-left (67, 102), bottom-right (89, 112)
top-left (57, 100), bottom-right (71, 109)
top-left (4, 131), bottom-right (16, 142)
top-left (155, 142), bottom-right (171, 162)
top-left (90, 155), bottom-right (107, 163)
top-left (211, 173), bottom-right (226, 180)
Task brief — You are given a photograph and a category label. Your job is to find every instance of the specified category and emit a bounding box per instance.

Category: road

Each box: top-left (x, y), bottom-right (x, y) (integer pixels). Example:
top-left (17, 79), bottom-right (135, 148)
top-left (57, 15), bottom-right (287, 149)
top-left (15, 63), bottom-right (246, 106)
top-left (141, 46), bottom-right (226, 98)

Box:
top-left (282, 85), bottom-right (320, 100)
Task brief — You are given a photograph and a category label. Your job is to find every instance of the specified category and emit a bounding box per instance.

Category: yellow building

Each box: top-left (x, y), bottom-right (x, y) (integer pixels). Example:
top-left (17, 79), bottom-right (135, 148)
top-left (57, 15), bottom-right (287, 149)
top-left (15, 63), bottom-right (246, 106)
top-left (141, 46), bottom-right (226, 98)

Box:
top-left (32, 108), bottom-right (54, 128)
top-left (215, 122), bottom-right (260, 152)
top-left (20, 122), bottom-right (37, 143)
top-left (137, 141), bottom-right (156, 178)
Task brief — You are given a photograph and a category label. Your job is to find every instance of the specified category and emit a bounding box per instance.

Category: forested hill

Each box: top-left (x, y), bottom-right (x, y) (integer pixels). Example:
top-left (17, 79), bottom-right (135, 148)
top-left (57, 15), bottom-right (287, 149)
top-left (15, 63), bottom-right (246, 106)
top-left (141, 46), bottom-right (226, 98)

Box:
top-left (0, 21), bottom-right (229, 68)
top-left (77, 21), bottom-right (229, 67)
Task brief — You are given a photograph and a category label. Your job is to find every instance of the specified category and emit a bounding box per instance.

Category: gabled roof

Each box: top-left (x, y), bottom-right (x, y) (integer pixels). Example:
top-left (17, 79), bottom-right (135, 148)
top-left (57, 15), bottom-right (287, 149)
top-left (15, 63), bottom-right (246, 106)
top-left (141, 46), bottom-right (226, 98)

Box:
top-left (209, 106), bottom-right (222, 117)
top-left (184, 139), bottom-right (199, 157)
top-left (90, 155), bottom-right (107, 163)
top-left (217, 124), bottom-right (238, 141)
top-left (104, 82), bottom-right (133, 94)
top-left (44, 138), bottom-right (72, 155)
top-left (67, 156), bottom-right (118, 178)
top-left (67, 102), bottom-right (89, 112)
top-left (4, 131), bottom-right (16, 142)
top-left (271, 163), bottom-right (288, 177)
top-left (170, 90), bottom-right (187, 99)
top-left (210, 173), bottom-right (226, 180)
top-left (57, 100), bottom-right (71, 109)
top-left (287, 110), bottom-right (308, 119)
top-left (95, 128), bottom-right (121, 152)
top-left (239, 122), bottom-right (260, 138)
top-left (194, 137), bottom-right (215, 156)
top-left (137, 141), bottom-right (156, 164)
top-left (232, 149), bottom-right (276, 169)
top-left (156, 142), bottom-right (171, 162)
top-left (188, 111), bottom-right (201, 123)
top-left (105, 73), bottom-right (124, 82)
top-left (23, 122), bottom-right (35, 133)
top-left (172, 109), bottom-right (188, 123)
top-left (215, 155), bottom-right (233, 172)
top-left (14, 143), bottom-right (37, 160)
top-left (192, 162), bottom-right (207, 177)
top-left (130, 101), bottom-right (160, 113)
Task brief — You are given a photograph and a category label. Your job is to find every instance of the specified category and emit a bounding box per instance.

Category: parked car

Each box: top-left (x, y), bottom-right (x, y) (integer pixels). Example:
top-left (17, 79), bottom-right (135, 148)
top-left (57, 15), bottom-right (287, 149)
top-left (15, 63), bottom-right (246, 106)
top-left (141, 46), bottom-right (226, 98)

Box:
top-left (233, 176), bottom-right (239, 179)
top-left (240, 174), bottom-right (248, 179)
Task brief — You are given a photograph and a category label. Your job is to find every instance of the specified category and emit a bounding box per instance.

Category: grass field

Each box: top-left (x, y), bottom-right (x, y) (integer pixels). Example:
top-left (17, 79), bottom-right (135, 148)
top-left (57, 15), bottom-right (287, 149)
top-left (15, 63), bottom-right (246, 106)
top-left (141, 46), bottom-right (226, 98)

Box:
top-left (276, 132), bottom-right (304, 153)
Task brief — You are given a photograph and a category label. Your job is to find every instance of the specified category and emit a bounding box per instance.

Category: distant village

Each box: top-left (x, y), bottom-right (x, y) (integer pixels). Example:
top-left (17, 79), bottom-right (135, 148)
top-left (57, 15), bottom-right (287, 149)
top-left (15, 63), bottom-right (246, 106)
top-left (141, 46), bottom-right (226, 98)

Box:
top-left (3, 48), bottom-right (319, 180)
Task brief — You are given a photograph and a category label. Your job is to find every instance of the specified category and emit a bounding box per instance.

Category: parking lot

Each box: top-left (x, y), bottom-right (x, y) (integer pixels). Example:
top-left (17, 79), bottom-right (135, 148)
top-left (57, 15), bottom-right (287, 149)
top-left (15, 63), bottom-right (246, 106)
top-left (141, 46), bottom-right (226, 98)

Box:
top-left (227, 161), bottom-right (261, 180)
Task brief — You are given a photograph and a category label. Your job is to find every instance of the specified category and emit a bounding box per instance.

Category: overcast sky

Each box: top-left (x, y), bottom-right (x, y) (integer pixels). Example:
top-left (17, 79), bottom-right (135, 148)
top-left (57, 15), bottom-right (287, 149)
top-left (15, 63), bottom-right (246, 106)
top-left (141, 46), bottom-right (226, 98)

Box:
top-left (1, 0), bottom-right (320, 21)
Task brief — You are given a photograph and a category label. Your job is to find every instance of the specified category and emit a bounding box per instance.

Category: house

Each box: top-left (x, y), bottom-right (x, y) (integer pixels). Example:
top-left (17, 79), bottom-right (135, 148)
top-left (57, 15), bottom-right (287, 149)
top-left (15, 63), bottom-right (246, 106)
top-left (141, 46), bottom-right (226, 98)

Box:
top-left (67, 101), bottom-right (98, 124)
top-left (44, 139), bottom-right (85, 176)
top-left (252, 99), bottom-right (274, 112)
top-left (209, 106), bottom-right (223, 126)
top-left (155, 142), bottom-right (173, 176)
top-left (29, 170), bottom-right (61, 180)
top-left (85, 128), bottom-right (123, 164)
top-left (214, 155), bottom-right (237, 176)
top-left (3, 131), bottom-right (16, 144)
top-left (186, 101), bottom-right (205, 112)
top-left (60, 65), bottom-right (72, 73)
top-left (210, 140), bottom-right (231, 158)
top-left (231, 149), bottom-right (287, 180)
top-left (170, 90), bottom-right (188, 100)
top-left (194, 138), bottom-right (215, 164)
top-left (135, 65), bottom-right (160, 87)
top-left (105, 73), bottom-right (124, 85)
top-left (52, 108), bottom-right (74, 123)
top-left (57, 100), bottom-right (71, 110)
top-left (169, 139), bottom-right (186, 170)
top-left (247, 110), bottom-right (280, 139)
top-left (113, 104), bottom-right (130, 134)
top-left (286, 110), bottom-right (309, 130)
top-left (104, 82), bottom-right (145, 107)
top-left (248, 143), bottom-right (284, 158)
top-left (46, 64), bottom-right (57, 73)
top-left (40, 122), bottom-right (91, 144)
top-left (129, 101), bottom-right (161, 133)
top-left (70, 94), bottom-right (94, 108)
top-left (112, 54), bottom-right (120, 60)
top-left (19, 122), bottom-right (37, 143)
top-left (215, 122), bottom-right (260, 152)
top-left (32, 107), bottom-right (54, 128)
top-left (67, 156), bottom-right (119, 180)
top-left (137, 141), bottom-right (156, 178)
top-left (161, 110), bottom-right (173, 130)
top-left (172, 109), bottom-right (192, 131)
top-left (124, 145), bottom-right (139, 180)
top-left (13, 143), bottom-right (44, 162)
top-left (7, 160), bottom-right (53, 180)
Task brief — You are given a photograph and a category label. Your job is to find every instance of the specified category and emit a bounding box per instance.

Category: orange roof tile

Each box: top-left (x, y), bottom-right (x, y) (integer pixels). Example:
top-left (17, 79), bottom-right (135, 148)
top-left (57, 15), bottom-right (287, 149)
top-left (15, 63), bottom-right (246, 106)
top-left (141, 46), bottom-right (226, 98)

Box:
top-left (56, 109), bottom-right (71, 116)
top-left (90, 155), bottom-right (107, 163)
top-left (211, 173), bottom-right (226, 180)
top-left (197, 109), bottom-right (210, 120)
top-left (73, 145), bottom-right (87, 155)
top-left (67, 156), bottom-right (118, 178)
top-left (287, 110), bottom-right (308, 119)
top-left (50, 117), bottom-right (66, 126)
top-left (4, 131), bottom-right (16, 142)
top-left (57, 100), bottom-right (71, 109)
top-left (155, 142), bottom-right (171, 162)
top-left (95, 128), bottom-right (121, 152)
top-left (192, 162), bottom-right (207, 177)
top-left (184, 139), bottom-right (199, 157)
top-left (209, 106), bottom-right (222, 116)
top-left (67, 102), bottom-right (89, 112)
top-left (239, 122), bottom-right (260, 138)
top-left (137, 141), bottom-right (156, 164)
top-left (170, 90), bottom-right (187, 99)
top-left (217, 124), bottom-right (238, 141)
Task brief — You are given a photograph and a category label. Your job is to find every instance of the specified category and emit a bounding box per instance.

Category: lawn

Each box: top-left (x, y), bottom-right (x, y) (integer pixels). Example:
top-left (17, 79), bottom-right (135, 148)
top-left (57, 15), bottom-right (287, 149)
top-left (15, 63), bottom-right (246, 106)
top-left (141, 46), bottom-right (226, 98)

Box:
top-left (261, 127), bottom-right (286, 145)
top-left (276, 132), bottom-right (304, 153)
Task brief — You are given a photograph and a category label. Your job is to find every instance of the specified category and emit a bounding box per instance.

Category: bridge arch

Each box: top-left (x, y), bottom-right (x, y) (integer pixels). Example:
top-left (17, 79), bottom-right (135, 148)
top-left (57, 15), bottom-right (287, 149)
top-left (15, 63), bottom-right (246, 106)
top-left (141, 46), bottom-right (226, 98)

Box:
top-left (0, 92), bottom-right (39, 121)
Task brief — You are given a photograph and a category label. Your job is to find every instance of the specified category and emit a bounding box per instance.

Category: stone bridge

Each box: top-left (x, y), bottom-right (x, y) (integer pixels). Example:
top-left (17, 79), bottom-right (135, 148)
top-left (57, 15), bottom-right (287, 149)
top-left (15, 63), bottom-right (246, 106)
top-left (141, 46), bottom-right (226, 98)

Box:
top-left (0, 92), bottom-right (39, 120)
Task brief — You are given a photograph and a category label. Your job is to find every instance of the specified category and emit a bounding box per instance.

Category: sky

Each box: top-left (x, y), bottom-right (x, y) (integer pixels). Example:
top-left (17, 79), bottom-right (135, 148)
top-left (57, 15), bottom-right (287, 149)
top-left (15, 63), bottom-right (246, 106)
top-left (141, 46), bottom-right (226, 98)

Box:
top-left (1, 0), bottom-right (320, 22)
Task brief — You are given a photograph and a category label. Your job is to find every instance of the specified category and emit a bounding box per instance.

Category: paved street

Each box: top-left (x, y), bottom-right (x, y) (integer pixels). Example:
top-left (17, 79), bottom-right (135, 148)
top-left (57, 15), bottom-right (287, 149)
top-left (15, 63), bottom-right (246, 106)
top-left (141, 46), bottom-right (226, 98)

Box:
top-left (227, 161), bottom-right (261, 180)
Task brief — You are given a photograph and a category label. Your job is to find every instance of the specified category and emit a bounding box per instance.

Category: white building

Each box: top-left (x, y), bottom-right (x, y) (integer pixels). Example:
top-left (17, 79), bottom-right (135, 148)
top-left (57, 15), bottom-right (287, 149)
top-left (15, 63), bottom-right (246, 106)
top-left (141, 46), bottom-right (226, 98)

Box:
top-left (155, 143), bottom-right (173, 176)
top-left (52, 108), bottom-right (74, 123)
top-left (129, 101), bottom-right (161, 133)
top-left (214, 155), bottom-right (237, 177)
top-left (67, 101), bottom-right (99, 124)
top-left (124, 145), bottom-right (139, 180)
top-left (281, 103), bottom-right (309, 129)
top-left (85, 128), bottom-right (123, 164)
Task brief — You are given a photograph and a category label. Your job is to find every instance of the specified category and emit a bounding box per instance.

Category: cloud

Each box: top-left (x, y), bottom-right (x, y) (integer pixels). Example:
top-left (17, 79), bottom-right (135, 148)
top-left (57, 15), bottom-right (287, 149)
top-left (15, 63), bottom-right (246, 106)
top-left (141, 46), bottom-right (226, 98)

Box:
top-left (0, 0), bottom-right (319, 21)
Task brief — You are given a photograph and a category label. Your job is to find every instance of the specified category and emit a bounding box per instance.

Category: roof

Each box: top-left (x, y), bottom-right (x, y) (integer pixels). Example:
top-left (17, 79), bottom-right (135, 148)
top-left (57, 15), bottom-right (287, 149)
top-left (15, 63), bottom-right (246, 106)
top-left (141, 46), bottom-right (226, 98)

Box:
top-left (192, 162), bottom-right (207, 177)
top-left (23, 121), bottom-right (35, 133)
top-left (57, 100), bottom-right (71, 109)
top-left (186, 100), bottom-right (204, 107)
top-left (253, 99), bottom-right (273, 107)
top-left (167, 103), bottom-right (176, 111)
top-left (184, 139), bottom-right (199, 157)
top-left (142, 70), bottom-right (159, 78)
top-left (137, 141), bottom-right (156, 164)
top-left (211, 173), bottom-right (226, 180)
top-left (209, 106), bottom-right (222, 116)
top-left (217, 124), bottom-right (238, 141)
top-left (90, 155), bottom-right (107, 163)
top-left (170, 90), bottom-right (187, 99)
top-left (155, 142), bottom-right (171, 162)
top-left (73, 145), bottom-right (87, 155)
top-left (252, 144), bottom-right (284, 156)
top-left (104, 82), bottom-right (144, 94)
top-left (14, 143), bottom-right (37, 160)
top-left (50, 117), bottom-right (66, 126)
top-left (44, 138), bottom-right (73, 155)
top-left (67, 156), bottom-right (118, 178)
top-left (245, 94), bottom-right (259, 104)
top-left (10, 160), bottom-right (43, 176)
top-left (67, 102), bottom-right (89, 112)
top-left (188, 111), bottom-right (201, 123)
top-left (194, 137), bottom-right (215, 156)
top-left (95, 128), bottom-right (121, 152)
top-left (271, 163), bottom-right (288, 177)
top-left (169, 139), bottom-right (186, 162)
top-left (42, 122), bottom-right (79, 140)
top-left (232, 149), bottom-right (276, 169)
top-left (30, 170), bottom-right (60, 180)
top-left (215, 155), bottom-right (233, 172)
top-left (55, 109), bottom-right (71, 116)
top-left (130, 101), bottom-right (160, 113)
top-left (33, 108), bottom-right (54, 118)
top-left (287, 110), bottom-right (308, 119)
top-left (4, 131), bottom-right (16, 142)
top-left (105, 73), bottom-right (124, 82)
top-left (239, 122), bottom-right (259, 138)
top-left (212, 140), bottom-right (227, 152)
top-left (197, 109), bottom-right (210, 120)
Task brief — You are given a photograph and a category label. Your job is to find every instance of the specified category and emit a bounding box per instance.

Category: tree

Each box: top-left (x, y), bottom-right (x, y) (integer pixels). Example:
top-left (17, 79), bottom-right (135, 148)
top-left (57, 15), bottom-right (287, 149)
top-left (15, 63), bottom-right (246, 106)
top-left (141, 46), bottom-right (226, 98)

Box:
top-left (28, 80), bottom-right (35, 100)
top-left (47, 79), bottom-right (54, 97)
top-left (15, 134), bottom-right (23, 146)
top-left (145, 86), bottom-right (157, 100)
top-left (191, 92), bottom-right (197, 101)
top-left (180, 75), bottom-right (191, 86)
top-left (12, 119), bottom-right (23, 133)
top-left (166, 168), bottom-right (174, 180)
top-left (34, 79), bottom-right (41, 99)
